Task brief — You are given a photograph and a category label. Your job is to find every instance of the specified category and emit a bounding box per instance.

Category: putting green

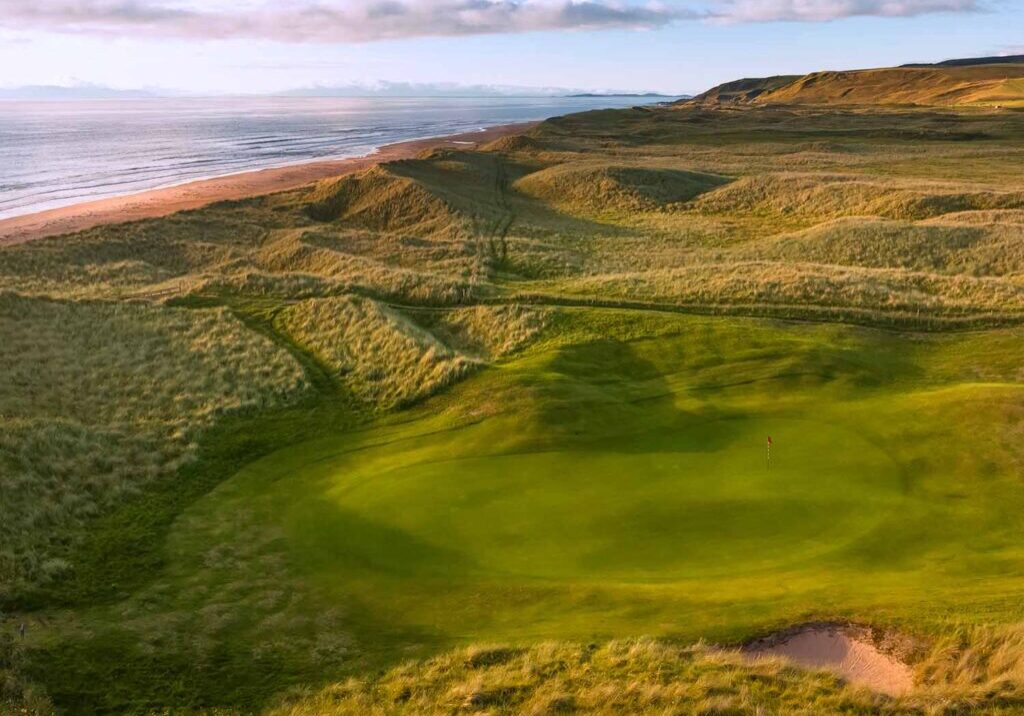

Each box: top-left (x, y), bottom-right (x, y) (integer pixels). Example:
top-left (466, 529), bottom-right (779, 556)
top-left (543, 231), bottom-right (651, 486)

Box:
top-left (293, 419), bottom-right (902, 582)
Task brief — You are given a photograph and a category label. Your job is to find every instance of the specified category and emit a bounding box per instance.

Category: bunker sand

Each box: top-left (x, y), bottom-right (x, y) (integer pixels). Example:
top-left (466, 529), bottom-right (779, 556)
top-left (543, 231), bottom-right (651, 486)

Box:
top-left (745, 624), bottom-right (914, 696)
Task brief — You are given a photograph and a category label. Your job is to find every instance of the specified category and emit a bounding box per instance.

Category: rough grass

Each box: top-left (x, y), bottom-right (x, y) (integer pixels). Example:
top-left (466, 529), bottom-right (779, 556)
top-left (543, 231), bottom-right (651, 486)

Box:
top-left (0, 293), bottom-right (307, 601)
top-left (554, 261), bottom-right (1024, 326)
top-left (916, 624), bottom-right (1024, 709)
top-left (305, 165), bottom-right (468, 235)
top-left (275, 295), bottom-right (473, 409)
top-left (513, 163), bottom-right (728, 214)
top-left (757, 218), bottom-right (991, 273)
top-left (270, 630), bottom-right (1024, 715)
top-left (415, 304), bottom-right (550, 359)
top-left (692, 173), bottom-right (1024, 224)
top-left (304, 150), bottom-right (518, 240)
top-left (0, 210), bottom-right (272, 299)
top-left (269, 639), bottom-right (886, 715)
top-left (1, 632), bottom-right (54, 716)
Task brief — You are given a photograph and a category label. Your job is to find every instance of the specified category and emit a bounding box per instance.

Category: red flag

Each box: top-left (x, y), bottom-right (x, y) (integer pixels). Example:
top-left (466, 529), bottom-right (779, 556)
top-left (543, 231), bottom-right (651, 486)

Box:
top-left (767, 436), bottom-right (772, 445)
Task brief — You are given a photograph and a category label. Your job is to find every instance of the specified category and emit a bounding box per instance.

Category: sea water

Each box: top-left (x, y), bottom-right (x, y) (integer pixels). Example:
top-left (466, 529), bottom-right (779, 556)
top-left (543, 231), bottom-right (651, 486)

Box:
top-left (0, 95), bottom-right (661, 220)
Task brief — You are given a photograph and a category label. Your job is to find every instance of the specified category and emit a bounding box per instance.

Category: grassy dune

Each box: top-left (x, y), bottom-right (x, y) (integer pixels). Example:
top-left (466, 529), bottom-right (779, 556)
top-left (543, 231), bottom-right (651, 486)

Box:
top-left (690, 60), bottom-right (1024, 107)
top-left (5, 66), bottom-right (1024, 713)
top-left (757, 65), bottom-right (1024, 107)
top-left (513, 163), bottom-right (729, 214)
top-left (275, 295), bottom-right (473, 409)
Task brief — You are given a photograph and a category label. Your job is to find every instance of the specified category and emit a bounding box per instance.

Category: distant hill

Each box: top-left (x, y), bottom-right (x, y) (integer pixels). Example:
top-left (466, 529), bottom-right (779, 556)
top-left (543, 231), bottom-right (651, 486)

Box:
top-left (688, 76), bottom-right (800, 104)
top-left (687, 57), bottom-right (1024, 108)
top-left (278, 82), bottom-right (672, 98)
top-left (902, 55), bottom-right (1024, 68)
top-left (0, 85), bottom-right (158, 100)
top-left (567, 92), bottom-right (682, 98)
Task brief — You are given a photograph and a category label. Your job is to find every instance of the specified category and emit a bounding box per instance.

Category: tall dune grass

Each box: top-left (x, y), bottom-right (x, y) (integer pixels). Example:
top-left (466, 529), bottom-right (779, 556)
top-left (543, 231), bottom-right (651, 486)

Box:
top-left (424, 304), bottom-right (550, 359)
top-left (556, 261), bottom-right (1024, 324)
top-left (270, 626), bottom-right (1024, 716)
top-left (269, 639), bottom-right (882, 716)
top-left (276, 296), bottom-right (472, 409)
top-left (0, 293), bottom-right (306, 599)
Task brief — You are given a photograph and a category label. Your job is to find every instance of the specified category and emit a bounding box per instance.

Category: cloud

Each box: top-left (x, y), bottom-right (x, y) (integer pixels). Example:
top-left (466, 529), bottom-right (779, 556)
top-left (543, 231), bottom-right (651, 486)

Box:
top-left (708, 0), bottom-right (983, 23)
top-left (0, 0), bottom-right (986, 42)
top-left (0, 0), bottom-right (696, 42)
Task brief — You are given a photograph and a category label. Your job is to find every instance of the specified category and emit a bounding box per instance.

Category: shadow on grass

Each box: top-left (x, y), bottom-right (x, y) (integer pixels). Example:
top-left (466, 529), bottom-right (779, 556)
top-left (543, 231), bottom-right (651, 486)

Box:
top-left (288, 496), bottom-right (479, 578)
top-left (30, 594), bottom-right (445, 716)
top-left (26, 452), bottom-right (460, 715)
top-left (538, 338), bottom-right (742, 454)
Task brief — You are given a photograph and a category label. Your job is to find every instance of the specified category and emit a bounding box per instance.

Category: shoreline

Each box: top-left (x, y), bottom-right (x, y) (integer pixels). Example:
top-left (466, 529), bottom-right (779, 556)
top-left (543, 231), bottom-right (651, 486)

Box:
top-left (0, 121), bottom-right (536, 246)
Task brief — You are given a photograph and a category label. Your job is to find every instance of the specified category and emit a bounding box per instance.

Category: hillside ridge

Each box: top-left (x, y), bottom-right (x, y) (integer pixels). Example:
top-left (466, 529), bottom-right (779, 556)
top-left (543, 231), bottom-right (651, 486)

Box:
top-left (688, 57), bottom-right (1024, 107)
top-left (902, 54), bottom-right (1024, 68)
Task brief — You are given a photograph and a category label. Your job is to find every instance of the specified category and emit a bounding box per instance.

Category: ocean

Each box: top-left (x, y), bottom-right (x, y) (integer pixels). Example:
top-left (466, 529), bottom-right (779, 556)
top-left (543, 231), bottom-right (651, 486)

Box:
top-left (0, 95), bottom-right (662, 220)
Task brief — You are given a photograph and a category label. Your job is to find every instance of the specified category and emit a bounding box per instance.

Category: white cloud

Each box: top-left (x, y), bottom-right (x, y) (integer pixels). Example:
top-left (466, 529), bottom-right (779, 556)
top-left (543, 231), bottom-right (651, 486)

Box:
top-left (0, 0), bottom-right (986, 42)
top-left (0, 1), bottom-right (695, 42)
top-left (708, 0), bottom-right (983, 23)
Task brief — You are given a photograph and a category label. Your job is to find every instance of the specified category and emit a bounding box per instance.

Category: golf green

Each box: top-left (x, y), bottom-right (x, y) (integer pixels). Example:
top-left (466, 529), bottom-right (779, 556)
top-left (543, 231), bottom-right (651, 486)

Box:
top-left (290, 419), bottom-right (902, 582)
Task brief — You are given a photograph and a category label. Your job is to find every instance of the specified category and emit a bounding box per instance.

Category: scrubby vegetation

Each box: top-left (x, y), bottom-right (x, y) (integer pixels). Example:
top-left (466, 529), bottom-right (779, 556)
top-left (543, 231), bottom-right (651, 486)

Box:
top-left (271, 631), bottom-right (1024, 716)
top-left (270, 639), bottom-right (883, 715)
top-left (5, 60), bottom-right (1024, 713)
top-left (1, 631), bottom-right (54, 716)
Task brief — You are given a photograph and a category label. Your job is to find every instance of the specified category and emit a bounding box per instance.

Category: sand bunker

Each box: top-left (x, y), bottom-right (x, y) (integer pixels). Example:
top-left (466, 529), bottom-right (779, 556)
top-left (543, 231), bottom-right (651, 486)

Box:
top-left (744, 624), bottom-right (913, 696)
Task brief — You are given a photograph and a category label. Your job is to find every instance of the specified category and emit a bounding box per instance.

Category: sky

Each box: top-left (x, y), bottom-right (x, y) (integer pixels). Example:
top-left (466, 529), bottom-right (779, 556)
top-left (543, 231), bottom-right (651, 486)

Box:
top-left (0, 0), bottom-right (1021, 95)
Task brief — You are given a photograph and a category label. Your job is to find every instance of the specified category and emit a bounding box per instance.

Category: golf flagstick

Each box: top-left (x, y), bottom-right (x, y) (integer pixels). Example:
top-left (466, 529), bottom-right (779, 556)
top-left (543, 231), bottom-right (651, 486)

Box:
top-left (766, 435), bottom-right (772, 469)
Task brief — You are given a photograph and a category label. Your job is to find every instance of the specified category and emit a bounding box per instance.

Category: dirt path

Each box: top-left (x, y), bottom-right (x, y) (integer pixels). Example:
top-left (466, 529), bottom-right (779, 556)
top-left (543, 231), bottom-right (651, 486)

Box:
top-left (744, 624), bottom-right (914, 696)
top-left (0, 122), bottom-right (536, 247)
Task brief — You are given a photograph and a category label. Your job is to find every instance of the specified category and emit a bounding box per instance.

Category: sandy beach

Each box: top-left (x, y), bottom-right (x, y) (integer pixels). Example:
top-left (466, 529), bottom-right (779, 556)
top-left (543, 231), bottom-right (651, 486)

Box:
top-left (0, 121), bottom-right (535, 247)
